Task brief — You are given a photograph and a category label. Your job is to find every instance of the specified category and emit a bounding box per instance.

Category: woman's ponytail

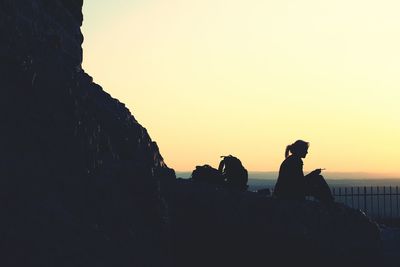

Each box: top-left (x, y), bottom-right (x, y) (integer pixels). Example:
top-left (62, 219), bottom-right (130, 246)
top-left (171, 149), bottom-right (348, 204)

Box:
top-left (285, 145), bottom-right (291, 158)
top-left (285, 140), bottom-right (309, 158)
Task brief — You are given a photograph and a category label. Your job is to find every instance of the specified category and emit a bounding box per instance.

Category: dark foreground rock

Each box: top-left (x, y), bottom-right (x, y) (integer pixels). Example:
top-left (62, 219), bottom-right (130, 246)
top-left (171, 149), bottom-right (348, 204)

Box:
top-left (380, 226), bottom-right (400, 267)
top-left (0, 1), bottom-right (383, 267)
top-left (165, 179), bottom-right (382, 267)
top-left (0, 1), bottom-right (174, 266)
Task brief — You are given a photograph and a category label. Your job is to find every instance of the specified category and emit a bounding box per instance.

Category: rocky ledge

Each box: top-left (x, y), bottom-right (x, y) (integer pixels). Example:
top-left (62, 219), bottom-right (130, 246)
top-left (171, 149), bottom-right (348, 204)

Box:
top-left (165, 179), bottom-right (382, 267)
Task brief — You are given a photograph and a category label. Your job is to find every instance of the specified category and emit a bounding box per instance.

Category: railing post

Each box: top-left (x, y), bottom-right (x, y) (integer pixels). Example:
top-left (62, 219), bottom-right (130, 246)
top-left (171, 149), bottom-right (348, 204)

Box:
top-left (345, 187), bottom-right (348, 206)
top-left (390, 186), bottom-right (393, 219)
top-left (370, 186), bottom-right (373, 216)
top-left (351, 187), bottom-right (354, 208)
top-left (364, 186), bottom-right (367, 213)
top-left (383, 186), bottom-right (386, 218)
top-left (397, 186), bottom-right (399, 218)
top-left (377, 186), bottom-right (380, 219)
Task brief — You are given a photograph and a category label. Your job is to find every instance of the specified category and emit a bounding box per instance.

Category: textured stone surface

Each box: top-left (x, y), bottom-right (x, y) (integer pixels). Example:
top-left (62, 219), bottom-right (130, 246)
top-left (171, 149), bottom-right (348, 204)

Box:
top-left (0, 1), bottom-right (384, 267)
top-left (0, 0), bottom-right (173, 181)
top-left (165, 179), bottom-right (382, 267)
top-left (0, 1), bottom-right (174, 266)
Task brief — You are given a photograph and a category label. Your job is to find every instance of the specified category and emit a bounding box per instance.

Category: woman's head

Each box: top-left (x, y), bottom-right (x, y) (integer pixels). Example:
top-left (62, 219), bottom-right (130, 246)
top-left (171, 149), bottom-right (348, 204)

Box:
top-left (285, 140), bottom-right (309, 158)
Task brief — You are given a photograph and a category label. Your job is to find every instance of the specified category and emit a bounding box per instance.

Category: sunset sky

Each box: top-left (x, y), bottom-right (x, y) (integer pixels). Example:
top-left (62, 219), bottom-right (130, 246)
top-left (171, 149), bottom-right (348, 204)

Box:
top-left (81, 0), bottom-right (400, 176)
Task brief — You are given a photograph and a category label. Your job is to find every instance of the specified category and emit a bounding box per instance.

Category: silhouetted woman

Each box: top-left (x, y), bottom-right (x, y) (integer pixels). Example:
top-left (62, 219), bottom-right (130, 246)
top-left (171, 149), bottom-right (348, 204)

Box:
top-left (274, 140), bottom-right (333, 203)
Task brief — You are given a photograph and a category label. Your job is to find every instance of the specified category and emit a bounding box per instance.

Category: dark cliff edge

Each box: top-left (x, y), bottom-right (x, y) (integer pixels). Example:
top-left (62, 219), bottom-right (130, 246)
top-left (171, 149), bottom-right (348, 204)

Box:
top-left (0, 1), bottom-right (382, 267)
top-left (0, 1), bottom-right (174, 266)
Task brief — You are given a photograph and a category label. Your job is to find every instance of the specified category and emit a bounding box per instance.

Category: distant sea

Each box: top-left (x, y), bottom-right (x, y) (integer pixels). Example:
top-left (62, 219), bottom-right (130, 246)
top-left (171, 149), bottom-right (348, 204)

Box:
top-left (176, 171), bottom-right (400, 191)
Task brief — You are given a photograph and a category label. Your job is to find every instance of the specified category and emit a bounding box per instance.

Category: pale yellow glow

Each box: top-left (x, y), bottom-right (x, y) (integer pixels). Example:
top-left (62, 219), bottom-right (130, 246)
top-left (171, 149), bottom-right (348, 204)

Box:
top-left (82, 0), bottom-right (400, 175)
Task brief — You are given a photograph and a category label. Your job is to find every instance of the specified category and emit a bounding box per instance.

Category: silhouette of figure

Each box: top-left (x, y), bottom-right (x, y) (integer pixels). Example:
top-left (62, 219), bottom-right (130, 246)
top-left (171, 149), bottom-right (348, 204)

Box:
top-left (218, 155), bottom-right (248, 191)
top-left (274, 140), bottom-right (334, 203)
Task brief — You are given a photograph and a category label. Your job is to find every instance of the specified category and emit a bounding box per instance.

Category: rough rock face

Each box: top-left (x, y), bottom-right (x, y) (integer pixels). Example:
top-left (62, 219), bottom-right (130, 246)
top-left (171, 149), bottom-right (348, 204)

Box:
top-left (0, 0), bottom-right (174, 182)
top-left (0, 0), bottom-right (174, 266)
top-left (0, 1), bottom-right (383, 267)
top-left (166, 179), bottom-right (382, 267)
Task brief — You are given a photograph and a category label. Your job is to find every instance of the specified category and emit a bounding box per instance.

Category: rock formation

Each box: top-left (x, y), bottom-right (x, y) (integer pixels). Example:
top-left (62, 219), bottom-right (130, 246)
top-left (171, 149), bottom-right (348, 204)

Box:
top-left (0, 1), bottom-right (383, 267)
top-left (0, 1), bottom-right (174, 266)
top-left (166, 179), bottom-right (382, 267)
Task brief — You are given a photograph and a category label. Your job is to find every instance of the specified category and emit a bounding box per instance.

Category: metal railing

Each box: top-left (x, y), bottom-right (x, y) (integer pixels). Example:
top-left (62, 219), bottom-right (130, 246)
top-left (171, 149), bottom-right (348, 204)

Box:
top-left (258, 185), bottom-right (400, 220)
top-left (331, 186), bottom-right (400, 219)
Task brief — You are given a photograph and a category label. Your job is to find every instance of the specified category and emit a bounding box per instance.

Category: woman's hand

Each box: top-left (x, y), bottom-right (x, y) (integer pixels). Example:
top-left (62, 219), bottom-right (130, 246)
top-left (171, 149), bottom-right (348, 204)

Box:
top-left (309, 168), bottom-right (322, 176)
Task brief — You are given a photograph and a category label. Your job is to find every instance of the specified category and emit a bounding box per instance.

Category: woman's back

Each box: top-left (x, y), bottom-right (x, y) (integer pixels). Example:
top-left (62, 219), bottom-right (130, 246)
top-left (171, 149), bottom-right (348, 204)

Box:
top-left (274, 154), bottom-right (306, 200)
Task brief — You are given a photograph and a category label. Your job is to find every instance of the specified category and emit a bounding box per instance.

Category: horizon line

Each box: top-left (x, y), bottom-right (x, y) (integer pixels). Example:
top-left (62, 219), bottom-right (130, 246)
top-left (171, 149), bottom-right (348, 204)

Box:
top-left (175, 170), bottom-right (400, 179)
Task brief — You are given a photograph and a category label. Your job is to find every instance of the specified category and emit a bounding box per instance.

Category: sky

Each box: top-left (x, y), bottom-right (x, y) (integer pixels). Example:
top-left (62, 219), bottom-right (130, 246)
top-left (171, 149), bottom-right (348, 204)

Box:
top-left (81, 0), bottom-right (400, 176)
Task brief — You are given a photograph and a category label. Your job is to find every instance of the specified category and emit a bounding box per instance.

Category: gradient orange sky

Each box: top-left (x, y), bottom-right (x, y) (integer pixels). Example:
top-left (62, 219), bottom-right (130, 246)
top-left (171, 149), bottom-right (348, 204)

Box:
top-left (81, 1), bottom-right (400, 176)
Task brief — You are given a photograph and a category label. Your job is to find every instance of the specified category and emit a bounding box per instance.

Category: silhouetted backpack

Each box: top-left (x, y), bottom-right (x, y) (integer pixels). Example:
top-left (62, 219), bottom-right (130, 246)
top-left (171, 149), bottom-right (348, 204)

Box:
top-left (218, 155), bottom-right (248, 191)
top-left (191, 164), bottom-right (224, 185)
